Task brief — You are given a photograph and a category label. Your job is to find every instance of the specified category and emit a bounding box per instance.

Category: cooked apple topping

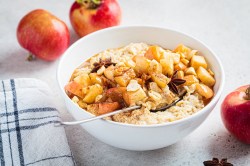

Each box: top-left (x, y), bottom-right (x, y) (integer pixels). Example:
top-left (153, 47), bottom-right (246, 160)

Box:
top-left (65, 43), bottom-right (216, 125)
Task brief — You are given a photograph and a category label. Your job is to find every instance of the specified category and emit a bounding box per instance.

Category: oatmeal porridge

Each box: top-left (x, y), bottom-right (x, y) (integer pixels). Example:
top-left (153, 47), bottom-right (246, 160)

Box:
top-left (65, 43), bottom-right (215, 125)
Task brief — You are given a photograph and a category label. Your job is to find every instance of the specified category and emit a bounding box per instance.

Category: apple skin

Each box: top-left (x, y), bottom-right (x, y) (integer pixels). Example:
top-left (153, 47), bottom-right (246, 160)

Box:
top-left (221, 85), bottom-right (250, 144)
top-left (17, 9), bottom-right (70, 61)
top-left (70, 0), bottom-right (121, 37)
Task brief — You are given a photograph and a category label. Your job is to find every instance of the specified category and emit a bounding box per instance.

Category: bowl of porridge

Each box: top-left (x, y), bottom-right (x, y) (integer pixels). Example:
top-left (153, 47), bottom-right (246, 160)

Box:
top-left (57, 26), bottom-right (224, 151)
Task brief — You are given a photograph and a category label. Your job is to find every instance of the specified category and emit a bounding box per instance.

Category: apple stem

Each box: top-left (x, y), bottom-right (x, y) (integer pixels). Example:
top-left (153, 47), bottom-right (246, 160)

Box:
top-left (76, 0), bottom-right (102, 9)
top-left (27, 53), bottom-right (35, 61)
top-left (246, 86), bottom-right (250, 100)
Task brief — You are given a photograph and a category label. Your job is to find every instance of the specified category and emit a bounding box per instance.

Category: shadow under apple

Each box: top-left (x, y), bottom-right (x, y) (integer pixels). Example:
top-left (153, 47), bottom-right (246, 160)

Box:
top-left (0, 48), bottom-right (58, 79)
top-left (205, 128), bottom-right (250, 164)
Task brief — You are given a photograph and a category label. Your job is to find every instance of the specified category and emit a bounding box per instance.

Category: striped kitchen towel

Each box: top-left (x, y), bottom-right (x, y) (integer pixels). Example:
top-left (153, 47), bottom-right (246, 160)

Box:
top-left (0, 78), bottom-right (75, 166)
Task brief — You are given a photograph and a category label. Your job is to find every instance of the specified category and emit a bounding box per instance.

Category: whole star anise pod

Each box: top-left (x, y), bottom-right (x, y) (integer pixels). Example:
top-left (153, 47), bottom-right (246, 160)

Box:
top-left (168, 70), bottom-right (186, 95)
top-left (203, 158), bottom-right (233, 166)
top-left (91, 58), bottom-right (116, 73)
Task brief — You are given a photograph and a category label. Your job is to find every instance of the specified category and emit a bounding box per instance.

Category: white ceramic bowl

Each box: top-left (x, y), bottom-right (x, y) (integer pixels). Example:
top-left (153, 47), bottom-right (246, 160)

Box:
top-left (57, 26), bottom-right (224, 151)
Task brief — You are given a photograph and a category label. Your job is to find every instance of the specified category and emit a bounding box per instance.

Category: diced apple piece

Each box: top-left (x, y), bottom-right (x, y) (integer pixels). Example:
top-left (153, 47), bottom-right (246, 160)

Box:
top-left (179, 53), bottom-right (186, 59)
top-left (114, 66), bottom-right (130, 76)
top-left (127, 80), bottom-right (141, 92)
top-left (97, 65), bottom-right (105, 75)
top-left (124, 59), bottom-right (136, 68)
top-left (83, 84), bottom-right (103, 104)
top-left (177, 70), bottom-right (184, 79)
top-left (173, 44), bottom-right (191, 58)
top-left (148, 90), bottom-right (162, 101)
top-left (72, 96), bottom-right (79, 103)
top-left (128, 68), bottom-right (137, 77)
top-left (208, 68), bottom-right (215, 76)
top-left (104, 65), bottom-right (115, 81)
top-left (171, 53), bottom-right (181, 64)
top-left (174, 62), bottom-right (187, 71)
top-left (106, 87), bottom-right (127, 102)
top-left (186, 49), bottom-right (198, 60)
top-left (114, 75), bottom-right (130, 87)
top-left (144, 45), bottom-right (161, 62)
top-left (97, 102), bottom-right (121, 115)
top-left (197, 66), bottom-right (215, 87)
top-left (190, 55), bottom-right (208, 69)
top-left (114, 69), bottom-right (136, 87)
top-left (160, 54), bottom-right (174, 76)
top-left (134, 78), bottom-right (143, 86)
top-left (89, 73), bottom-right (103, 85)
top-left (73, 74), bottom-right (91, 87)
top-left (133, 56), bottom-right (150, 74)
top-left (65, 81), bottom-right (84, 98)
top-left (77, 100), bottom-right (88, 109)
top-left (195, 83), bottom-right (214, 99)
top-left (185, 67), bottom-right (196, 75)
top-left (181, 58), bottom-right (189, 66)
top-left (148, 82), bottom-right (162, 93)
top-left (148, 59), bottom-right (162, 74)
top-left (151, 73), bottom-right (170, 88)
top-left (123, 88), bottom-right (147, 106)
top-left (183, 75), bottom-right (199, 86)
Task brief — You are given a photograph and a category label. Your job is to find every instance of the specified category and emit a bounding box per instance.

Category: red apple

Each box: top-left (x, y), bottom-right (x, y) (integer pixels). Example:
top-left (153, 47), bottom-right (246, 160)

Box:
top-left (221, 85), bottom-right (250, 144)
top-left (17, 9), bottom-right (70, 61)
top-left (70, 0), bottom-right (121, 37)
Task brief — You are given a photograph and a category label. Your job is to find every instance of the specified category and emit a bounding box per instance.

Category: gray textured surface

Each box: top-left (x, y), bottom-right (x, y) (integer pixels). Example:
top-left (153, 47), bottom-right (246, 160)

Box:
top-left (0, 0), bottom-right (249, 165)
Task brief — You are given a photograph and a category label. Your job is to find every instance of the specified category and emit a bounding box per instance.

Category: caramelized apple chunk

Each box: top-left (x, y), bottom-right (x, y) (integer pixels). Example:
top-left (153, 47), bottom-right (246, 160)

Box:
top-left (195, 83), bottom-right (214, 99)
top-left (190, 55), bottom-right (208, 69)
top-left (196, 66), bottom-right (215, 87)
top-left (83, 84), bottom-right (103, 104)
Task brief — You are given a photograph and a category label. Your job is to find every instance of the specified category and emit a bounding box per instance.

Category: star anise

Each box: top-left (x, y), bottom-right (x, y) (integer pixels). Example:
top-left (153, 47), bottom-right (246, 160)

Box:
top-left (168, 70), bottom-right (186, 95)
top-left (91, 58), bottom-right (116, 73)
top-left (203, 158), bottom-right (233, 166)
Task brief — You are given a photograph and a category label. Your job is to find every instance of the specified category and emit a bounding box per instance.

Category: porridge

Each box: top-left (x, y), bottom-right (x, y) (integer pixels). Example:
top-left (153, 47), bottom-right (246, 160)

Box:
top-left (65, 43), bottom-right (215, 125)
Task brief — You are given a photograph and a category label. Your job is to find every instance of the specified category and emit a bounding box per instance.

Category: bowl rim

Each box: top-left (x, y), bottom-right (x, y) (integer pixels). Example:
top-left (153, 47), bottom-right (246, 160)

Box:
top-left (57, 25), bottom-right (225, 128)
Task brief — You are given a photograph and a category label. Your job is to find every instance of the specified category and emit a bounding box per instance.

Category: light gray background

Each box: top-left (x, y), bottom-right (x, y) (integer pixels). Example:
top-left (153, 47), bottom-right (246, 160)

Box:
top-left (0, 0), bottom-right (249, 165)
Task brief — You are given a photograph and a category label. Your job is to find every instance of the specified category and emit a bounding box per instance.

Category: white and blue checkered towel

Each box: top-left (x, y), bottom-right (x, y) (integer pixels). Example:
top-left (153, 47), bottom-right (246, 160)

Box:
top-left (0, 78), bottom-right (75, 166)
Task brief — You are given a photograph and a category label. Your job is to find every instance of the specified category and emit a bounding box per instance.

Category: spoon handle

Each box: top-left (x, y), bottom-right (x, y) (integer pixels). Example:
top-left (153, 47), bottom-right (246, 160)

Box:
top-left (55, 105), bottom-right (141, 126)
